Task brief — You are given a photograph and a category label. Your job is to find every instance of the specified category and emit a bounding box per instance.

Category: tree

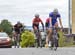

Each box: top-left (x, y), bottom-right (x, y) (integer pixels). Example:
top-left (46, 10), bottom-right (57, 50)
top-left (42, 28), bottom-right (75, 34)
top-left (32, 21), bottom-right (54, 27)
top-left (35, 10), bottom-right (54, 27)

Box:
top-left (0, 19), bottom-right (13, 35)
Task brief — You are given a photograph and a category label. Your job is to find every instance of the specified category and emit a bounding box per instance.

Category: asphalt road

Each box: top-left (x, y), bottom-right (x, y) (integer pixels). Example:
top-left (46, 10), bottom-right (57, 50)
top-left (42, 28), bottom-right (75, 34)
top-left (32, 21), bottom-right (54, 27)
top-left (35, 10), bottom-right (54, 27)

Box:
top-left (0, 47), bottom-right (75, 55)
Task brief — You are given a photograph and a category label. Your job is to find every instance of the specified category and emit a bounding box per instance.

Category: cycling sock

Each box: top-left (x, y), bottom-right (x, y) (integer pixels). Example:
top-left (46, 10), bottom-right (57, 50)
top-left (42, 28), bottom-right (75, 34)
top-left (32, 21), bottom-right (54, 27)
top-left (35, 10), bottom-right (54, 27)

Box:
top-left (48, 41), bottom-right (51, 47)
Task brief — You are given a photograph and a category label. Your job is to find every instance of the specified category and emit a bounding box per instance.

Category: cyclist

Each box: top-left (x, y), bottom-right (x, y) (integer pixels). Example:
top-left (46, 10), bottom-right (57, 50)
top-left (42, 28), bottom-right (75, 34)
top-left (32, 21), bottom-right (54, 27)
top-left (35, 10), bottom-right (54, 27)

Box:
top-left (13, 21), bottom-right (24, 47)
top-left (45, 17), bottom-right (51, 47)
top-left (14, 21), bottom-right (23, 34)
top-left (32, 14), bottom-right (44, 47)
top-left (45, 8), bottom-right (63, 47)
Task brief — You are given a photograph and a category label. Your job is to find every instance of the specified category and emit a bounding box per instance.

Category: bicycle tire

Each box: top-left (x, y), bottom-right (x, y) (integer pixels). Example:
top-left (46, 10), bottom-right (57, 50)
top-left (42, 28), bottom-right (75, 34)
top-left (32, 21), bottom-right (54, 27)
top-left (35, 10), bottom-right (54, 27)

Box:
top-left (35, 30), bottom-right (42, 48)
top-left (51, 27), bottom-right (59, 50)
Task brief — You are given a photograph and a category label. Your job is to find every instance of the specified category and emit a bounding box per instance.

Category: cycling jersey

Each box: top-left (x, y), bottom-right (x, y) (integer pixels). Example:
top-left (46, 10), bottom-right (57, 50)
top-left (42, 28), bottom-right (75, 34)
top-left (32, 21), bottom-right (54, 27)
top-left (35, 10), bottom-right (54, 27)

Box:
top-left (33, 18), bottom-right (43, 24)
top-left (14, 23), bottom-right (23, 34)
top-left (32, 18), bottom-right (43, 29)
top-left (49, 12), bottom-right (61, 26)
top-left (45, 18), bottom-right (50, 28)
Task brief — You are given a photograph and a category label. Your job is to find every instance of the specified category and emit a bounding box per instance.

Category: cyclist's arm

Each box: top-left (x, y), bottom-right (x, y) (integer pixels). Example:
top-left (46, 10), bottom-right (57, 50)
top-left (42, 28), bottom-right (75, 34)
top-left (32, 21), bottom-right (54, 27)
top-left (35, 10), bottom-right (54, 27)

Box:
top-left (32, 23), bottom-right (34, 29)
top-left (39, 19), bottom-right (44, 31)
top-left (58, 14), bottom-right (63, 28)
top-left (59, 18), bottom-right (63, 32)
top-left (14, 24), bottom-right (17, 30)
top-left (20, 24), bottom-right (24, 31)
top-left (49, 13), bottom-right (53, 28)
top-left (59, 18), bottom-right (63, 28)
top-left (32, 19), bottom-right (35, 29)
top-left (41, 22), bottom-right (44, 31)
top-left (40, 19), bottom-right (44, 31)
top-left (57, 14), bottom-right (63, 28)
top-left (49, 17), bottom-right (52, 28)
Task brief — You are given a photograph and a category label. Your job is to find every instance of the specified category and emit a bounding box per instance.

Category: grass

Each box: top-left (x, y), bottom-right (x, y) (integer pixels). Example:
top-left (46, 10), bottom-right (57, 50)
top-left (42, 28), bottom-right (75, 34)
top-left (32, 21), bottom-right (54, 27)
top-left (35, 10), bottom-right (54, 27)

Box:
top-left (58, 31), bottom-right (74, 47)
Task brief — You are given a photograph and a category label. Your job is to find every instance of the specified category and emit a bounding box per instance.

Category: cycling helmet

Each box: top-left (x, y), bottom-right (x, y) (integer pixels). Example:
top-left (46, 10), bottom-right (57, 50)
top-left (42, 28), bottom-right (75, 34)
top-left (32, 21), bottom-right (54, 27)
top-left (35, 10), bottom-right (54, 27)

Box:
top-left (17, 21), bottom-right (20, 24)
top-left (53, 8), bottom-right (58, 14)
top-left (35, 14), bottom-right (39, 18)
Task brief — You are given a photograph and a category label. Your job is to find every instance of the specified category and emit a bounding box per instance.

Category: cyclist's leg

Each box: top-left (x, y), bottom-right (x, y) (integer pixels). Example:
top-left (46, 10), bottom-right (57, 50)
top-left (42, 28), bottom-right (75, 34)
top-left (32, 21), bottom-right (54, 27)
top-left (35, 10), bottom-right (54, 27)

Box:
top-left (54, 22), bottom-right (58, 32)
top-left (34, 30), bottom-right (37, 47)
top-left (15, 31), bottom-right (20, 48)
top-left (45, 29), bottom-right (50, 47)
top-left (48, 28), bottom-right (53, 46)
top-left (45, 28), bottom-right (52, 47)
top-left (33, 26), bottom-right (39, 47)
top-left (46, 29), bottom-right (49, 45)
top-left (54, 22), bottom-right (59, 47)
top-left (14, 32), bottom-right (17, 48)
top-left (51, 38), bottom-right (54, 48)
top-left (38, 31), bottom-right (42, 47)
top-left (35, 29), bottom-right (41, 47)
top-left (55, 39), bottom-right (58, 47)
top-left (13, 37), bottom-right (16, 48)
top-left (17, 33), bottom-right (21, 48)
top-left (16, 33), bottom-right (18, 48)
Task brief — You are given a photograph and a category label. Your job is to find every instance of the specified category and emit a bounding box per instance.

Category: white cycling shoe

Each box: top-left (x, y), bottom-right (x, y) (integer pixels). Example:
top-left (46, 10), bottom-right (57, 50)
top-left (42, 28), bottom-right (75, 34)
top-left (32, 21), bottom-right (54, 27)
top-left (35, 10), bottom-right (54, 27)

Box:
top-left (48, 41), bottom-right (51, 47)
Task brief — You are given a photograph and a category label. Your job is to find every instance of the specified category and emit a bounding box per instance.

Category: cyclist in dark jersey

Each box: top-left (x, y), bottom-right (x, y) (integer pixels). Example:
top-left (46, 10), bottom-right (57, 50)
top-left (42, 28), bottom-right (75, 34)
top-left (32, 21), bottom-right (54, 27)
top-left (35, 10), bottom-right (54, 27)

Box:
top-left (14, 21), bottom-right (23, 34)
top-left (13, 21), bottom-right (24, 48)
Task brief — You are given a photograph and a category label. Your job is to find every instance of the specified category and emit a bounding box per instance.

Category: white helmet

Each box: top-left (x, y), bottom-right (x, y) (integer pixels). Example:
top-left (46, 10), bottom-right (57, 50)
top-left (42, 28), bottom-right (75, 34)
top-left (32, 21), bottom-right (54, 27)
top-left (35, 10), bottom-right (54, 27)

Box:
top-left (35, 14), bottom-right (39, 17)
top-left (53, 8), bottom-right (58, 13)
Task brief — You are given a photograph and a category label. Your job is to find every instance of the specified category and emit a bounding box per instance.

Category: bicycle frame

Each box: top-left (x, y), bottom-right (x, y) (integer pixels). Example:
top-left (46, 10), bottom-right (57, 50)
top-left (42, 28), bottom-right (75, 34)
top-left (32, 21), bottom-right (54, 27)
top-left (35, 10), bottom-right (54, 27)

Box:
top-left (13, 33), bottom-right (20, 48)
top-left (51, 27), bottom-right (59, 50)
top-left (34, 29), bottom-right (42, 48)
top-left (13, 28), bottom-right (23, 48)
